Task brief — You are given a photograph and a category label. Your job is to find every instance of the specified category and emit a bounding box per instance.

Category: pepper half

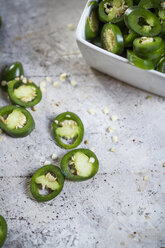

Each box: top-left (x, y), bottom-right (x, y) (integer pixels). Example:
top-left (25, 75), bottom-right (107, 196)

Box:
top-left (157, 56), bottom-right (165, 73)
top-left (101, 23), bottom-right (124, 54)
top-left (60, 149), bottom-right (99, 181)
top-left (98, 0), bottom-right (133, 23)
top-left (0, 215), bottom-right (7, 248)
top-left (52, 112), bottom-right (84, 149)
top-left (0, 62), bottom-right (24, 89)
top-left (124, 6), bottom-right (161, 36)
top-left (8, 79), bottom-right (42, 108)
top-left (0, 105), bottom-right (35, 138)
top-left (30, 165), bottom-right (64, 202)
top-left (127, 50), bottom-right (155, 69)
top-left (85, 2), bottom-right (100, 40)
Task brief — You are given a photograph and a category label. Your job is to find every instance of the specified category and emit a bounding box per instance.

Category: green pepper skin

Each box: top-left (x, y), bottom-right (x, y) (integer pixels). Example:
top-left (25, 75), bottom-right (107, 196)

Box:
top-left (60, 149), bottom-right (99, 181)
top-left (101, 23), bottom-right (124, 55)
top-left (124, 29), bottom-right (139, 47)
top-left (0, 62), bottom-right (24, 89)
top-left (138, 0), bottom-right (161, 9)
top-left (85, 2), bottom-right (100, 40)
top-left (157, 56), bottom-right (165, 73)
top-left (53, 112), bottom-right (84, 149)
top-left (133, 37), bottom-right (164, 54)
top-left (98, 0), bottom-right (133, 23)
top-left (30, 165), bottom-right (64, 202)
top-left (7, 79), bottom-right (42, 108)
top-left (127, 50), bottom-right (155, 69)
top-left (124, 7), bottom-right (161, 36)
top-left (0, 215), bottom-right (7, 248)
top-left (0, 105), bottom-right (35, 138)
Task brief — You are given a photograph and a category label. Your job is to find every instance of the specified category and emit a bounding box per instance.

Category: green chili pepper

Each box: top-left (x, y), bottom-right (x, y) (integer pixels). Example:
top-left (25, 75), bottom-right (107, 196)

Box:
top-left (101, 23), bottom-right (124, 54)
top-left (157, 56), bottom-right (165, 73)
top-left (0, 105), bottom-right (35, 138)
top-left (0, 215), bottom-right (7, 248)
top-left (0, 62), bottom-right (24, 89)
top-left (127, 50), bottom-right (155, 69)
top-left (7, 79), bottom-right (42, 108)
top-left (91, 36), bottom-right (103, 48)
top-left (138, 0), bottom-right (161, 9)
top-left (124, 6), bottom-right (161, 36)
top-left (98, 0), bottom-right (133, 23)
top-left (60, 149), bottom-right (99, 181)
top-left (30, 165), bottom-right (64, 202)
top-left (52, 112), bottom-right (84, 149)
top-left (85, 2), bottom-right (100, 40)
top-left (124, 29), bottom-right (139, 47)
top-left (158, 5), bottom-right (165, 35)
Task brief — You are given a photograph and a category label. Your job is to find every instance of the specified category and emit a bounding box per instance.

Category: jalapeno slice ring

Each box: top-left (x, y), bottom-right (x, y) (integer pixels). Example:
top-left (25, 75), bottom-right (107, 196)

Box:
top-left (133, 36), bottom-right (164, 54)
top-left (127, 50), bottom-right (155, 69)
top-left (60, 149), bottom-right (99, 181)
top-left (0, 105), bottom-right (35, 138)
top-left (53, 112), bottom-right (84, 149)
top-left (124, 29), bottom-right (139, 47)
top-left (30, 165), bottom-right (64, 202)
top-left (124, 6), bottom-right (161, 36)
top-left (7, 79), bottom-right (42, 108)
top-left (85, 2), bottom-right (100, 40)
top-left (157, 56), bottom-right (165, 73)
top-left (101, 23), bottom-right (124, 54)
top-left (0, 215), bottom-right (7, 248)
top-left (98, 0), bottom-right (133, 23)
top-left (0, 62), bottom-right (24, 89)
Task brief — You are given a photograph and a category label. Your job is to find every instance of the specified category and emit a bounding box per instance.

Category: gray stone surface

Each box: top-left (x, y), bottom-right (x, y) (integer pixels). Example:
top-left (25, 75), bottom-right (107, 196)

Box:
top-left (0, 0), bottom-right (165, 247)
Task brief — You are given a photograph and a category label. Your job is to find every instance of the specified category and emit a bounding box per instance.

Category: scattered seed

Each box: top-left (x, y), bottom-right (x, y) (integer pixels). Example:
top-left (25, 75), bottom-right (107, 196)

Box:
top-left (88, 109), bottom-right (95, 115)
top-left (53, 81), bottom-right (60, 88)
top-left (103, 107), bottom-right (109, 115)
top-left (146, 95), bottom-right (152, 100)
top-left (45, 77), bottom-right (52, 83)
top-left (0, 136), bottom-right (2, 141)
top-left (162, 163), bottom-right (165, 167)
top-left (59, 73), bottom-right (67, 82)
top-left (112, 136), bottom-right (118, 143)
top-left (70, 80), bottom-right (77, 86)
top-left (67, 23), bottom-right (74, 31)
top-left (44, 160), bottom-right (51, 166)
top-left (144, 215), bottom-right (150, 219)
top-left (32, 107), bottom-right (37, 111)
top-left (143, 176), bottom-right (149, 181)
top-left (107, 126), bottom-right (114, 133)
top-left (110, 115), bottom-right (118, 121)
top-left (52, 153), bottom-right (58, 160)
top-left (84, 140), bottom-right (89, 145)
top-left (110, 147), bottom-right (115, 152)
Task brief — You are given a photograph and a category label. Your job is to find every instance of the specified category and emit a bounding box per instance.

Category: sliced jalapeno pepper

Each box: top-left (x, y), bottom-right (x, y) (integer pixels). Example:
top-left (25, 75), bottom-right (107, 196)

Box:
top-left (101, 23), bottom-right (124, 54)
top-left (0, 215), bottom-right (7, 248)
top-left (127, 50), bottom-right (155, 69)
top-left (7, 79), bottom-right (42, 108)
top-left (157, 56), bottom-right (165, 73)
top-left (0, 105), bottom-right (35, 138)
top-left (124, 6), bottom-right (161, 36)
top-left (30, 165), bottom-right (64, 202)
top-left (98, 0), bottom-right (133, 23)
top-left (60, 149), bottom-right (99, 181)
top-left (85, 2), bottom-right (100, 40)
top-left (138, 0), bottom-right (160, 9)
top-left (0, 62), bottom-right (24, 89)
top-left (124, 29), bottom-right (139, 47)
top-left (91, 36), bottom-right (103, 48)
top-left (53, 112), bottom-right (84, 149)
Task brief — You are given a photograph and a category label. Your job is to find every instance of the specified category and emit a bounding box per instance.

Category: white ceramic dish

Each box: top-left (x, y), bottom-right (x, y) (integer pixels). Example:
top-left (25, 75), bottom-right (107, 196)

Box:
top-left (76, 1), bottom-right (165, 97)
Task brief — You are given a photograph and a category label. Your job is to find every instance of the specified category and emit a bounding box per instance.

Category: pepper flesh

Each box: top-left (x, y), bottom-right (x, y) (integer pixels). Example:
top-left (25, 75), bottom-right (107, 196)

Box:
top-left (127, 50), bottom-right (155, 69)
top-left (0, 215), bottom-right (7, 248)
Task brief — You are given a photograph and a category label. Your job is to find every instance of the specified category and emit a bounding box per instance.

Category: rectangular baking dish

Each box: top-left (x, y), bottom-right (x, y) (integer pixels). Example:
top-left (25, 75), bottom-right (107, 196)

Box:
top-left (76, 1), bottom-right (165, 97)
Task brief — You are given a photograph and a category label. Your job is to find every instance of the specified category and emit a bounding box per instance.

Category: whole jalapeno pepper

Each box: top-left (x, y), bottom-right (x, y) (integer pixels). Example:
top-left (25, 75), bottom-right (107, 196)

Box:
top-left (98, 0), bottom-right (133, 23)
top-left (101, 23), bottom-right (124, 54)
top-left (30, 165), bottom-right (64, 202)
top-left (124, 29), bottom-right (139, 47)
top-left (60, 149), bottom-right (99, 181)
top-left (0, 215), bottom-right (7, 248)
top-left (0, 62), bottom-right (24, 89)
top-left (85, 1), bottom-right (100, 40)
top-left (53, 112), bottom-right (84, 149)
top-left (157, 56), bottom-right (165, 73)
top-left (127, 50), bottom-right (155, 69)
top-left (124, 6), bottom-right (161, 36)
top-left (0, 105), bottom-right (35, 138)
top-left (7, 79), bottom-right (42, 108)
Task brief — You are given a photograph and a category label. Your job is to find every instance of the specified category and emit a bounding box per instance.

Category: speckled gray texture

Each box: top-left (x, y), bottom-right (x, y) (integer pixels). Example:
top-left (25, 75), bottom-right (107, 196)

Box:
top-left (0, 0), bottom-right (165, 248)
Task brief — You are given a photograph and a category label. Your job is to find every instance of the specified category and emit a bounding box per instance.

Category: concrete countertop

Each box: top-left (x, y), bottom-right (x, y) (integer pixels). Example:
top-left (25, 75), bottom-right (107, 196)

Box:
top-left (0, 0), bottom-right (165, 247)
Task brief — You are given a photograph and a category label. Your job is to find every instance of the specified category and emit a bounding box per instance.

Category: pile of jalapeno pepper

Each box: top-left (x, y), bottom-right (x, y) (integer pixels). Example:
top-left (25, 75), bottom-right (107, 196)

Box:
top-left (0, 62), bottom-right (42, 138)
top-left (85, 0), bottom-right (165, 72)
